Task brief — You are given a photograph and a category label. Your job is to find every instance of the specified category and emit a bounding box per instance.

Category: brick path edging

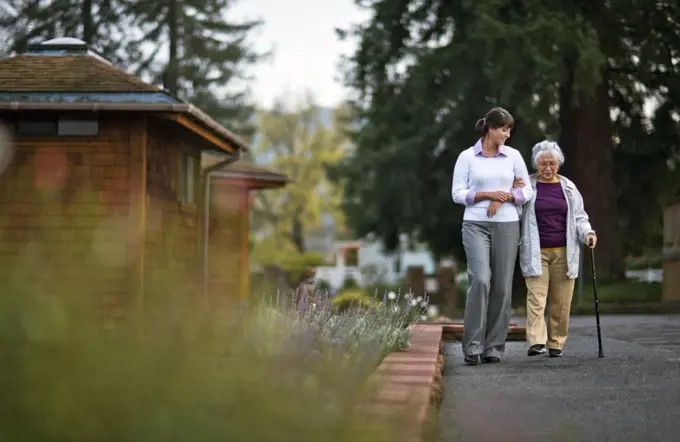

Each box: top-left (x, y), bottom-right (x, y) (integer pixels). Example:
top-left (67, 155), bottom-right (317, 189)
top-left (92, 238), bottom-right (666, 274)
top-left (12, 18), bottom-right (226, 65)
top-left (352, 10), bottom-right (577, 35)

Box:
top-left (365, 324), bottom-right (444, 442)
top-left (365, 322), bottom-right (527, 442)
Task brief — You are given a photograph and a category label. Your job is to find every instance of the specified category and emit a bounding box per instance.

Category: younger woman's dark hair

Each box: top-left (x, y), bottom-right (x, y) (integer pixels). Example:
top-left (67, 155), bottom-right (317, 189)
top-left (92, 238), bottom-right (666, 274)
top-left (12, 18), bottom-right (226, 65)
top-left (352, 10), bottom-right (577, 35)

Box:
top-left (475, 107), bottom-right (514, 136)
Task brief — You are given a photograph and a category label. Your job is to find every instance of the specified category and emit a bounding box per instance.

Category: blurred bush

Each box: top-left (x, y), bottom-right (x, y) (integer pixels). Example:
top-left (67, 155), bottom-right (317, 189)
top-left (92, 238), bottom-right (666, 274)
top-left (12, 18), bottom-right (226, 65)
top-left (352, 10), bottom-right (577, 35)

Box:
top-left (332, 289), bottom-right (377, 312)
top-left (0, 270), bottom-right (414, 442)
top-left (252, 251), bottom-right (324, 297)
top-left (280, 251), bottom-right (324, 285)
top-left (315, 278), bottom-right (332, 295)
top-left (341, 276), bottom-right (360, 291)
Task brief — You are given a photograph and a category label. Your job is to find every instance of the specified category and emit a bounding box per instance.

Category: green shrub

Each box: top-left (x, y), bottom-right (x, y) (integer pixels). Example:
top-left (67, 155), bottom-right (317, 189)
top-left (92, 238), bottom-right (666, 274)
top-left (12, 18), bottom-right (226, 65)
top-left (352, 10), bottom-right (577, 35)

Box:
top-left (342, 276), bottom-right (360, 291)
top-left (315, 278), bottom-right (333, 294)
top-left (332, 289), bottom-right (377, 312)
top-left (281, 251), bottom-right (325, 285)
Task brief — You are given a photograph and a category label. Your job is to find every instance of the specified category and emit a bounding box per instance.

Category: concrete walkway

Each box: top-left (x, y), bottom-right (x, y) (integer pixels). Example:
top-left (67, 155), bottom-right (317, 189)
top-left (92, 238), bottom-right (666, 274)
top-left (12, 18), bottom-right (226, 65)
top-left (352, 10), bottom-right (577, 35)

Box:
top-left (438, 315), bottom-right (680, 442)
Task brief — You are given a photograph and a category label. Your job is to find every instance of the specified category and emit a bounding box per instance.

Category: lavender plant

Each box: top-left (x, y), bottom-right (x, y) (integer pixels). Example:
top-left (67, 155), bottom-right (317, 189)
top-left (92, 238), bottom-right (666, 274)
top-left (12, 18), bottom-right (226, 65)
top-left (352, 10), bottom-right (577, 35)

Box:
top-left (257, 288), bottom-right (430, 365)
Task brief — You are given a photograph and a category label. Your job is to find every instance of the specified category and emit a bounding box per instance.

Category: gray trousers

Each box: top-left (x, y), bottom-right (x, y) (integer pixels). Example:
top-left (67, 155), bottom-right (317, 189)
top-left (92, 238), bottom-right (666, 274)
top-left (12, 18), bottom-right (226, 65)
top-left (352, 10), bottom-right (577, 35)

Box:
top-left (461, 221), bottom-right (520, 357)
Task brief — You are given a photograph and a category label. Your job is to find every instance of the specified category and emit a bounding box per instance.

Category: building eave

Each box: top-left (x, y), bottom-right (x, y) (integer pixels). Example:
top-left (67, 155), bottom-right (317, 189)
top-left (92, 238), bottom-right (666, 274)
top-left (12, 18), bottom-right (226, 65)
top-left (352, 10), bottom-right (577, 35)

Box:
top-left (0, 100), bottom-right (249, 153)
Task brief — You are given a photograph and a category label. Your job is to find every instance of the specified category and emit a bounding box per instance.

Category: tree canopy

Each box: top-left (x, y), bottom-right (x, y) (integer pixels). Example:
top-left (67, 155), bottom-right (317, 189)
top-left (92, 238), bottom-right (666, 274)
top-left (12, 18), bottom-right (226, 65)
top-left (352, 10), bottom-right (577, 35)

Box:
top-left (334, 0), bottom-right (680, 280)
top-left (249, 92), bottom-right (350, 265)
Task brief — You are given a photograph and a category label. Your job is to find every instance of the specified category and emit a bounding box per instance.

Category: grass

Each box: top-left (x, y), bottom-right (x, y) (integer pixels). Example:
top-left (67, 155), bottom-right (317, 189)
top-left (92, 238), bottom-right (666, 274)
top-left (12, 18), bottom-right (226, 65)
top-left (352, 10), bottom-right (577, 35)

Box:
top-left (573, 280), bottom-right (662, 305)
top-left (456, 276), bottom-right (662, 308)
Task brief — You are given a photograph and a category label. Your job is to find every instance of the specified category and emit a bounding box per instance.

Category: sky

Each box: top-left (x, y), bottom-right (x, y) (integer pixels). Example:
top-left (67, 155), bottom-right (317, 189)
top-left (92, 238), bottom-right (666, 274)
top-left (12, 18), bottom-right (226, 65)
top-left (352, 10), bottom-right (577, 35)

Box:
top-left (230, 0), bottom-right (370, 109)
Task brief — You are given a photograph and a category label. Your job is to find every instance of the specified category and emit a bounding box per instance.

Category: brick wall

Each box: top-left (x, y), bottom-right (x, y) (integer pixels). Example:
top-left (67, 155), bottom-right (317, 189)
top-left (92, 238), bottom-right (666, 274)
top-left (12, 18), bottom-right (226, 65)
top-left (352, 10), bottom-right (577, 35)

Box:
top-left (0, 113), bottom-right (134, 319)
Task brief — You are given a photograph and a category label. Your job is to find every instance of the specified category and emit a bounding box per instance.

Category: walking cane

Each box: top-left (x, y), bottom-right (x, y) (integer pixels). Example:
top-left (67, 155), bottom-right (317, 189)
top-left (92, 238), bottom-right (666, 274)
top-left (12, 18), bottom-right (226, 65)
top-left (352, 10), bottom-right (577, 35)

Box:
top-left (589, 244), bottom-right (605, 358)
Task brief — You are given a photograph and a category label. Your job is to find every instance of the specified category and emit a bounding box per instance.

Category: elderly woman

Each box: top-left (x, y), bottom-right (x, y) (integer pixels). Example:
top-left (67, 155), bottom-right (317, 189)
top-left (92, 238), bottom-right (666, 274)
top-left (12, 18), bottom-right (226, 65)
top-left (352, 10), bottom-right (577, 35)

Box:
top-left (516, 140), bottom-right (597, 358)
top-left (451, 107), bottom-right (532, 365)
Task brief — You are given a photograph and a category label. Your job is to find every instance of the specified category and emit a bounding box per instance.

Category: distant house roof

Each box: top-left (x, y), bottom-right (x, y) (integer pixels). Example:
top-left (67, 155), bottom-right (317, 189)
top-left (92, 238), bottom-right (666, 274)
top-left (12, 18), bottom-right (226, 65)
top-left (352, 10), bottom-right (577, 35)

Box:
top-left (0, 37), bottom-right (248, 153)
top-left (209, 159), bottom-right (291, 190)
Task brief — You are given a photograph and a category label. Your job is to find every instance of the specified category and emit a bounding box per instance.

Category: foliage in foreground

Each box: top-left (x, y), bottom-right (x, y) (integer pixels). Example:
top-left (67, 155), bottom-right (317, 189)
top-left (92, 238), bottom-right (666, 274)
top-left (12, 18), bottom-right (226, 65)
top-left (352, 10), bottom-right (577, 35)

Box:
top-left (0, 283), bottom-right (416, 442)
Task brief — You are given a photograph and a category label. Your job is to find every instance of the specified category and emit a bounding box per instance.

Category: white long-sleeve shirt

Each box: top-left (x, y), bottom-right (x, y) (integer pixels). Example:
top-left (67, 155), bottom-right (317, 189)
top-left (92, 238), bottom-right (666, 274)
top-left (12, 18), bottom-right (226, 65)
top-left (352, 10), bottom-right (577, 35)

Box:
top-left (451, 139), bottom-right (532, 222)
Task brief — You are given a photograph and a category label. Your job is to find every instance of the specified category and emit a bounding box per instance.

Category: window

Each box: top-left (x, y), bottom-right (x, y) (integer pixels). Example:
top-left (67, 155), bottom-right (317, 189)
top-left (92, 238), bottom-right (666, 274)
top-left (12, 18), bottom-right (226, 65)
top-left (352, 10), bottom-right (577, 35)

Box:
top-left (344, 247), bottom-right (359, 267)
top-left (16, 118), bottom-right (56, 136)
top-left (58, 118), bottom-right (99, 136)
top-left (179, 153), bottom-right (197, 204)
top-left (16, 114), bottom-right (99, 137)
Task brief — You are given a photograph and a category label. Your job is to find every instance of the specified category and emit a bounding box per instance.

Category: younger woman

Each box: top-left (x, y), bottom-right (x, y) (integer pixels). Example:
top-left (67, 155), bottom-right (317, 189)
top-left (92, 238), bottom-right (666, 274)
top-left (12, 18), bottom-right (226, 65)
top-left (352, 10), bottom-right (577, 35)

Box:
top-left (451, 107), bottom-right (532, 365)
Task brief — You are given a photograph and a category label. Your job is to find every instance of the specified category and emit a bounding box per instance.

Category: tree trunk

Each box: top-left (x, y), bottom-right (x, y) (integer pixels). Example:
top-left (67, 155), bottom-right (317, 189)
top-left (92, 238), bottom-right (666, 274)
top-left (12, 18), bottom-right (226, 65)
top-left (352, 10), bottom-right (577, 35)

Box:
top-left (558, 65), bottom-right (624, 281)
top-left (165, 0), bottom-right (179, 96)
top-left (82, 0), bottom-right (93, 44)
top-left (292, 214), bottom-right (305, 253)
top-left (437, 263), bottom-right (458, 320)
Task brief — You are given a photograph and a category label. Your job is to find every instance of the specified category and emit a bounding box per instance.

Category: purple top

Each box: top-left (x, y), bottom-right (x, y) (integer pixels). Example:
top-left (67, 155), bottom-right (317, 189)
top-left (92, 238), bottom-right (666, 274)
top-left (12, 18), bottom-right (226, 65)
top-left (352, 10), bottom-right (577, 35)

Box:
top-left (535, 182), bottom-right (568, 249)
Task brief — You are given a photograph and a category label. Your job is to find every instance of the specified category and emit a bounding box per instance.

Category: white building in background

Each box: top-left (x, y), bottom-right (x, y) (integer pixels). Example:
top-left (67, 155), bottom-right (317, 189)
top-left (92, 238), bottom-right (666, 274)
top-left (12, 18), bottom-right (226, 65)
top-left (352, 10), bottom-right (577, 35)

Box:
top-left (314, 235), bottom-right (438, 290)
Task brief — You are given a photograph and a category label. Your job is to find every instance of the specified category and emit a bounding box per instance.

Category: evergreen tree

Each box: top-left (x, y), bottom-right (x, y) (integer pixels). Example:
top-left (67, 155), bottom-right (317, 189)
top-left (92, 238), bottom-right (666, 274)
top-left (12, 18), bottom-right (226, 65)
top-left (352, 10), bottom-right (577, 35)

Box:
top-left (124, 0), bottom-right (265, 140)
top-left (0, 0), bottom-right (134, 66)
top-left (335, 0), bottom-right (680, 280)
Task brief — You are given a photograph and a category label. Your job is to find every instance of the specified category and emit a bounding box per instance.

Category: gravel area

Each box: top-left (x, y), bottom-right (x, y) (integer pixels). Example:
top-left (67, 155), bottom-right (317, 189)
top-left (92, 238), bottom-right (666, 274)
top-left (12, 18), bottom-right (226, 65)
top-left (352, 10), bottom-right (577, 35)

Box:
top-left (438, 315), bottom-right (680, 442)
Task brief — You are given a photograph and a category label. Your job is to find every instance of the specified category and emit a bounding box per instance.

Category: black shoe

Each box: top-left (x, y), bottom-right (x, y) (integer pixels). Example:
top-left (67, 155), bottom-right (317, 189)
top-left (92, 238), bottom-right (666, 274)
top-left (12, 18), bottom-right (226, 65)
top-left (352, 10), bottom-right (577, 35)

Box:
top-left (464, 354), bottom-right (481, 365)
top-left (548, 348), bottom-right (563, 358)
top-left (528, 344), bottom-right (547, 356)
top-left (482, 356), bottom-right (501, 364)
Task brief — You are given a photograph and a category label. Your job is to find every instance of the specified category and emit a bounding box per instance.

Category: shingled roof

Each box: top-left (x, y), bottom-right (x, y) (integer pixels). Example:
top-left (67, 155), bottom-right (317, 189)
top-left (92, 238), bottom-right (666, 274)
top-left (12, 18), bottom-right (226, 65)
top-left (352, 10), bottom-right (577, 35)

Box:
top-left (0, 37), bottom-right (250, 153)
top-left (222, 161), bottom-right (290, 181)
top-left (203, 153), bottom-right (290, 190)
top-left (0, 55), bottom-right (162, 92)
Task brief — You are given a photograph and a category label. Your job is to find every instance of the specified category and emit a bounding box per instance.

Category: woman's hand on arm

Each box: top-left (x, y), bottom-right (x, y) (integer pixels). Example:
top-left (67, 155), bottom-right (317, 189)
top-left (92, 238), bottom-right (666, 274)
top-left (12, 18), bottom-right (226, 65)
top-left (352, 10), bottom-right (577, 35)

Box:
top-left (476, 191), bottom-right (513, 203)
top-left (487, 201), bottom-right (503, 217)
top-left (512, 151), bottom-right (533, 205)
top-left (503, 177), bottom-right (525, 203)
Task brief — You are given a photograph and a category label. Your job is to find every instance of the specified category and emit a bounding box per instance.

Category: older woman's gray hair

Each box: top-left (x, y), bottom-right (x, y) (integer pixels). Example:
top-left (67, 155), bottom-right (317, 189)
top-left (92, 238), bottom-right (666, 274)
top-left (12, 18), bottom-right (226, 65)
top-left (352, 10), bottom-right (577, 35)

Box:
top-left (531, 140), bottom-right (565, 169)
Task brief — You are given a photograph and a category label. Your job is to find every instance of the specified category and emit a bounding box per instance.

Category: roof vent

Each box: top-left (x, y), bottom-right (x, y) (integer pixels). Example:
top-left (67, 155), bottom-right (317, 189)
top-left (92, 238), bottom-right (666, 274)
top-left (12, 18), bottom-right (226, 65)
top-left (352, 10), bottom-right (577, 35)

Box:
top-left (27, 37), bottom-right (88, 54)
top-left (23, 37), bottom-right (111, 65)
top-left (41, 37), bottom-right (88, 46)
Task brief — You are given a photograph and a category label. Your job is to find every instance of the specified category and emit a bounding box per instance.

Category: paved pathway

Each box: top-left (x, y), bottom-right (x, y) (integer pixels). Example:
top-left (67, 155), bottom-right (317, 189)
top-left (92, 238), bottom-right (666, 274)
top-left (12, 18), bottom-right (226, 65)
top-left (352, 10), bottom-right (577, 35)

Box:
top-left (438, 315), bottom-right (680, 442)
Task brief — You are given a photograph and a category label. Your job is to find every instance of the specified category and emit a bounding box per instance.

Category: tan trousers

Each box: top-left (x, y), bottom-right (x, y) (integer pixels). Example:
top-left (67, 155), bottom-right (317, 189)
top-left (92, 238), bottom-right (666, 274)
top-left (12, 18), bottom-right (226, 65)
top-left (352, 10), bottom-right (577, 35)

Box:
top-left (525, 248), bottom-right (576, 349)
